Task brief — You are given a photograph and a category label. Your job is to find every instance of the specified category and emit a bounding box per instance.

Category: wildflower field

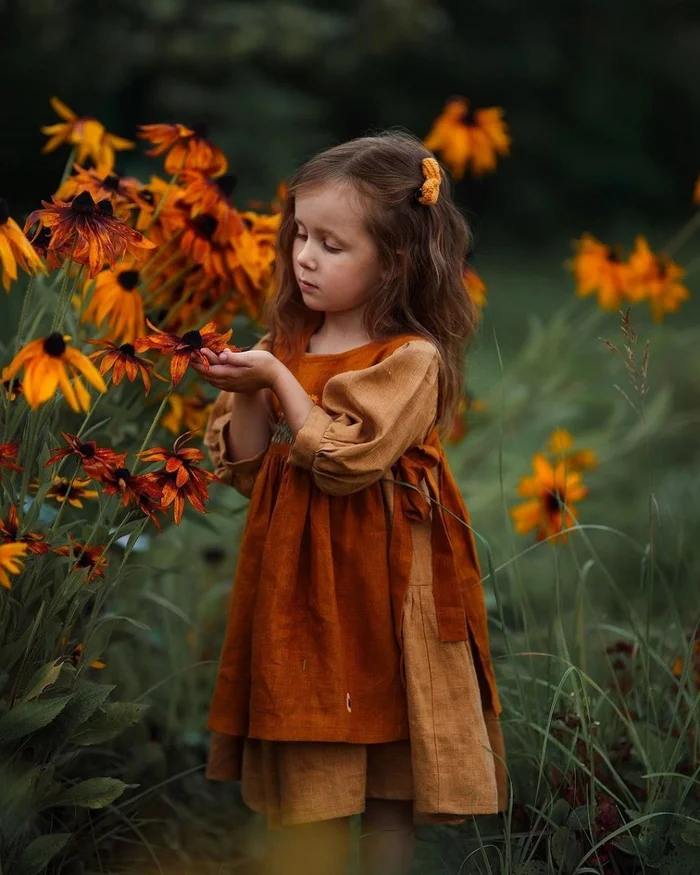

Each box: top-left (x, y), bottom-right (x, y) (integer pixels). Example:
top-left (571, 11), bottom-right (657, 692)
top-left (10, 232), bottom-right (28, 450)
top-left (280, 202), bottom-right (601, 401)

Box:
top-left (0, 96), bottom-right (699, 875)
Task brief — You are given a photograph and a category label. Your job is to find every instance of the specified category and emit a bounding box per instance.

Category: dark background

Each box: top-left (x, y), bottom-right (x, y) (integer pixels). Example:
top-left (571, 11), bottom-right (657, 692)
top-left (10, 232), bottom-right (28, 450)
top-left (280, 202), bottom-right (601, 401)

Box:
top-left (2, 0), bottom-right (699, 254)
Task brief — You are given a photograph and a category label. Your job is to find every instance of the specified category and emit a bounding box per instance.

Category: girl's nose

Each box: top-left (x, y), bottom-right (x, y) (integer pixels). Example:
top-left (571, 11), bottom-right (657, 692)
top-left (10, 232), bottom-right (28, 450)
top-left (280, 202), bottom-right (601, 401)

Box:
top-left (296, 242), bottom-right (316, 270)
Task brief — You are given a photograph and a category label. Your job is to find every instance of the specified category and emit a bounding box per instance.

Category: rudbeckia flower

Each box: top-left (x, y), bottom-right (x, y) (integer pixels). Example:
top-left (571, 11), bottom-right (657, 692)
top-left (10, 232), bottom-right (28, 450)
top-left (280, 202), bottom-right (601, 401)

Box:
top-left (510, 453), bottom-right (589, 543)
top-left (4, 332), bottom-right (107, 412)
top-left (0, 442), bottom-right (21, 482)
top-left (0, 199), bottom-right (48, 292)
top-left (547, 429), bottom-right (598, 472)
top-left (423, 97), bottom-right (510, 179)
top-left (43, 476), bottom-right (99, 508)
top-left (120, 175), bottom-right (185, 240)
top-left (87, 339), bottom-right (160, 394)
top-left (0, 504), bottom-right (50, 555)
top-left (179, 170), bottom-right (240, 217)
top-left (462, 266), bottom-right (487, 312)
top-left (567, 234), bottom-right (630, 311)
top-left (138, 432), bottom-right (217, 525)
top-left (82, 262), bottom-right (146, 342)
top-left (56, 165), bottom-right (135, 220)
top-left (91, 465), bottom-right (165, 530)
top-left (134, 319), bottom-right (235, 386)
top-left (625, 236), bottom-right (689, 323)
top-left (41, 96), bottom-right (135, 172)
top-left (0, 542), bottom-right (27, 589)
top-left (24, 191), bottom-right (155, 279)
top-left (55, 536), bottom-right (108, 581)
top-left (138, 123), bottom-right (228, 176)
top-left (44, 432), bottom-right (126, 476)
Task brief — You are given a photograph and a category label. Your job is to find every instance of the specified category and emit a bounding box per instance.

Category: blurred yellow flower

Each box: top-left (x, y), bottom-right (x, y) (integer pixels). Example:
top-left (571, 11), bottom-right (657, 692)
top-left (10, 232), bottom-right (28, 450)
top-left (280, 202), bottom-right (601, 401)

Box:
top-left (568, 234), bottom-right (629, 311)
top-left (43, 477), bottom-right (99, 508)
top-left (0, 541), bottom-right (27, 589)
top-left (423, 97), bottom-right (510, 179)
top-left (4, 333), bottom-right (106, 412)
top-left (625, 235), bottom-right (689, 323)
top-left (0, 199), bottom-right (48, 292)
top-left (463, 266), bottom-right (487, 313)
top-left (162, 386), bottom-right (212, 436)
top-left (547, 428), bottom-right (598, 471)
top-left (82, 262), bottom-right (146, 343)
top-left (41, 96), bottom-right (135, 172)
top-left (510, 453), bottom-right (589, 543)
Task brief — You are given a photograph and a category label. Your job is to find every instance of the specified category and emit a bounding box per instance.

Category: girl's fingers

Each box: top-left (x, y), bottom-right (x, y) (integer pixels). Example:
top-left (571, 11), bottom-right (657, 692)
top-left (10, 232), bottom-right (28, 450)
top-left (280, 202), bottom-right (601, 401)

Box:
top-left (197, 348), bottom-right (220, 365)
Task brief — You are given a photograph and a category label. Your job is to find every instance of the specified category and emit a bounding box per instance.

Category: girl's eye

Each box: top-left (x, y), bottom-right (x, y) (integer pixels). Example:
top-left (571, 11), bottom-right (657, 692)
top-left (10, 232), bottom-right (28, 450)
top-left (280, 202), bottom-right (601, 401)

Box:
top-left (295, 231), bottom-right (341, 253)
top-left (323, 242), bottom-right (341, 253)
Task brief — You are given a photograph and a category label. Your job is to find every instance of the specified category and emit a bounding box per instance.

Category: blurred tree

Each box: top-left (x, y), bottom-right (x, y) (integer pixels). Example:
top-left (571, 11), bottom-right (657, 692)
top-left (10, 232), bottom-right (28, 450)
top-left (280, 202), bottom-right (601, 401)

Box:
top-left (1, 0), bottom-right (698, 243)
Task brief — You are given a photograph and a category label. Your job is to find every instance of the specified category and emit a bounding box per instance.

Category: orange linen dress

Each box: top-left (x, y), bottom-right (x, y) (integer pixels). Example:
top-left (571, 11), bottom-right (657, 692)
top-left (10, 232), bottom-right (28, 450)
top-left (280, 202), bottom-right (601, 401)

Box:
top-left (204, 328), bottom-right (507, 828)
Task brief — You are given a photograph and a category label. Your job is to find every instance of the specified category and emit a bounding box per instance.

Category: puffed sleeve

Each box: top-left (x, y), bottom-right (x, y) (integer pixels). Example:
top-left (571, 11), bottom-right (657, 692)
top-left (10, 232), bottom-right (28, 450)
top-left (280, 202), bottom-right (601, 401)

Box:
top-left (287, 340), bottom-right (440, 495)
top-left (203, 332), bottom-right (276, 499)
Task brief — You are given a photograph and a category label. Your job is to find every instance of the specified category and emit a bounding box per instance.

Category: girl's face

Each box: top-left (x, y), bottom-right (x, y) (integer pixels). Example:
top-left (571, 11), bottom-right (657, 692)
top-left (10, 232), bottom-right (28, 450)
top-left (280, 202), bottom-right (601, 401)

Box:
top-left (292, 184), bottom-right (385, 319)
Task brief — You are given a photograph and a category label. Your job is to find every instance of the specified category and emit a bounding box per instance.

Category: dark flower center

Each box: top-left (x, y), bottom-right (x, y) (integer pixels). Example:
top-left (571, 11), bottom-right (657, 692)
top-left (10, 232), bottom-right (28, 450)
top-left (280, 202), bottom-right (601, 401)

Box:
top-left (182, 330), bottom-right (203, 349)
top-left (113, 467), bottom-right (131, 482)
top-left (79, 442), bottom-right (96, 458)
top-left (193, 214), bottom-right (217, 239)
top-left (191, 122), bottom-right (209, 139)
top-left (217, 174), bottom-right (237, 196)
top-left (77, 552), bottom-right (95, 568)
top-left (0, 198), bottom-right (9, 225)
top-left (71, 191), bottom-right (97, 214)
top-left (103, 173), bottom-right (120, 192)
top-left (97, 198), bottom-right (113, 217)
top-left (56, 482), bottom-right (71, 497)
top-left (33, 226), bottom-right (52, 249)
top-left (544, 490), bottom-right (564, 514)
top-left (117, 270), bottom-right (139, 290)
top-left (43, 332), bottom-right (66, 357)
top-left (241, 217), bottom-right (254, 230)
top-left (119, 342), bottom-right (136, 357)
top-left (140, 188), bottom-right (155, 205)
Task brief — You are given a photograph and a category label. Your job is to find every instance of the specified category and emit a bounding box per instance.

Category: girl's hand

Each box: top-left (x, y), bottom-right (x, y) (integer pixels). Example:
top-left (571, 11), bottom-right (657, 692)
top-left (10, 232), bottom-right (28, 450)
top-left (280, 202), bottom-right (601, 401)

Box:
top-left (189, 347), bottom-right (283, 394)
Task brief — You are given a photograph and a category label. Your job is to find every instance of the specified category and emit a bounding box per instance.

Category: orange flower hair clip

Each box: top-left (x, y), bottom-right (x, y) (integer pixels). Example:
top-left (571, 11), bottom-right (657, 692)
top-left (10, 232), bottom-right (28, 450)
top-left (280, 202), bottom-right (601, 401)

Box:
top-left (416, 157), bottom-right (441, 206)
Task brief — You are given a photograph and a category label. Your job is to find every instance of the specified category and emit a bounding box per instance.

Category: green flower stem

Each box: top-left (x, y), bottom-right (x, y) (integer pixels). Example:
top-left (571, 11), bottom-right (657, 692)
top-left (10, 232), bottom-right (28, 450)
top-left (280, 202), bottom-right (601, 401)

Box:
top-left (144, 162), bottom-right (184, 233)
top-left (155, 280), bottom-right (196, 327)
top-left (131, 385), bottom-right (174, 474)
top-left (143, 264), bottom-right (194, 312)
top-left (52, 262), bottom-right (84, 333)
top-left (58, 146), bottom-right (78, 188)
top-left (48, 462), bottom-right (83, 533)
top-left (15, 273), bottom-right (37, 352)
top-left (141, 233), bottom-right (184, 282)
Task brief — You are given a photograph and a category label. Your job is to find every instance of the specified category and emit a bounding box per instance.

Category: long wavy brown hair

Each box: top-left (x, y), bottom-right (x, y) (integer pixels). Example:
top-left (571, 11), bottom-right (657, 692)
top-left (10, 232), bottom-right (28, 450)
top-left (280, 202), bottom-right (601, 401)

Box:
top-left (261, 129), bottom-right (479, 437)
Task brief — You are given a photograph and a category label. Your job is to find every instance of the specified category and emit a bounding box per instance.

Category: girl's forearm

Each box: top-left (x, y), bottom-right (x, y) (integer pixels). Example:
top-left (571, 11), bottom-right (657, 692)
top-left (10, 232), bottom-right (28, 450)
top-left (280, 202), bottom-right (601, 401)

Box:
top-left (271, 366), bottom-right (315, 437)
top-left (224, 390), bottom-right (272, 461)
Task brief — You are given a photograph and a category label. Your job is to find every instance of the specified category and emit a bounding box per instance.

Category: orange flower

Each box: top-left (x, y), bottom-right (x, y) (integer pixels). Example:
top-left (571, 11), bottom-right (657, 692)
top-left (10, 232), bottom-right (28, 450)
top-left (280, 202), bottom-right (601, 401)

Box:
top-left (41, 96), bottom-right (134, 172)
top-left (0, 542), bottom-right (27, 589)
top-left (87, 339), bottom-right (160, 394)
top-left (64, 640), bottom-right (106, 670)
top-left (54, 536), bottom-right (108, 581)
top-left (0, 505), bottom-right (50, 555)
top-left (4, 332), bottom-right (107, 412)
top-left (56, 165), bottom-right (135, 220)
top-left (43, 476), bottom-right (99, 508)
top-left (0, 198), bottom-right (48, 292)
top-left (510, 453), bottom-right (589, 543)
top-left (463, 266), bottom-right (487, 312)
top-left (138, 432), bottom-right (217, 525)
top-left (0, 442), bottom-right (21, 481)
top-left (24, 191), bottom-right (155, 279)
top-left (625, 236), bottom-right (690, 323)
top-left (44, 432), bottom-right (126, 476)
top-left (134, 319), bottom-right (235, 386)
top-left (138, 123), bottom-right (228, 176)
top-left (423, 97), bottom-right (510, 179)
top-left (82, 262), bottom-right (146, 342)
top-left (671, 635), bottom-right (700, 690)
top-left (179, 171), bottom-right (241, 217)
top-left (120, 175), bottom-right (185, 240)
top-left (91, 464), bottom-right (165, 530)
top-left (567, 234), bottom-right (630, 311)
top-left (547, 429), bottom-right (598, 472)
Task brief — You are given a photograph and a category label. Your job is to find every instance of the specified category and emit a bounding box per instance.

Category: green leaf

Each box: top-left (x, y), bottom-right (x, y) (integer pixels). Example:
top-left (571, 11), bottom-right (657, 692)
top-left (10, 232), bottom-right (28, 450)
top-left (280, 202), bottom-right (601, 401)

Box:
top-left (0, 605), bottom-right (44, 672)
top-left (519, 863), bottom-right (550, 875)
top-left (23, 660), bottom-right (63, 701)
top-left (550, 797), bottom-right (571, 826)
top-left (0, 696), bottom-right (72, 745)
top-left (57, 777), bottom-right (135, 809)
top-left (680, 824), bottom-right (700, 847)
top-left (80, 616), bottom-right (149, 669)
top-left (550, 826), bottom-right (583, 875)
top-left (13, 833), bottom-right (71, 875)
top-left (31, 681), bottom-right (115, 746)
top-left (73, 701), bottom-right (148, 746)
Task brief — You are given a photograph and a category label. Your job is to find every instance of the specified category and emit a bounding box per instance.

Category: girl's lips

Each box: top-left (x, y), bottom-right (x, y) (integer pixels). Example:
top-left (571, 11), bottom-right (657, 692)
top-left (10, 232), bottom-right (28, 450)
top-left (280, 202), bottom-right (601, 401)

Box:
top-left (300, 279), bottom-right (318, 290)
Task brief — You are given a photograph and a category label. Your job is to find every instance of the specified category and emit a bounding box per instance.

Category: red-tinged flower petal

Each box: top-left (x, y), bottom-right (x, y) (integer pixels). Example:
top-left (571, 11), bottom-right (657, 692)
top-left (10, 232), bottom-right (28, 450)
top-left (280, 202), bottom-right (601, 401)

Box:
top-left (170, 350), bottom-right (190, 386)
top-left (173, 492), bottom-right (185, 525)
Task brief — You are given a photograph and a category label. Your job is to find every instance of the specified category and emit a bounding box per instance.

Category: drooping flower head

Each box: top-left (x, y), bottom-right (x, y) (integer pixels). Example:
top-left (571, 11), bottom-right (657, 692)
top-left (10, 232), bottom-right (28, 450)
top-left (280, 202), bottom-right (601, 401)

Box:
top-left (54, 536), bottom-right (108, 581)
top-left (4, 332), bottom-right (106, 412)
top-left (44, 432), bottom-right (126, 477)
top-left (625, 235), bottom-right (689, 323)
top-left (87, 339), bottom-right (161, 395)
top-left (423, 97), bottom-right (510, 178)
top-left (0, 504), bottom-right (50, 555)
top-left (24, 191), bottom-right (155, 279)
top-left (138, 123), bottom-right (228, 176)
top-left (43, 476), bottom-right (99, 508)
top-left (0, 198), bottom-right (48, 292)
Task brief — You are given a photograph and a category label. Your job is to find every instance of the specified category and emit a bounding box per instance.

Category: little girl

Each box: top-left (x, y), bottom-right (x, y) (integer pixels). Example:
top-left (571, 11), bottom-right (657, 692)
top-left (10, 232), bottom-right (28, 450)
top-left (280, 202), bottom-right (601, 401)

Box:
top-left (191, 131), bottom-right (507, 875)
